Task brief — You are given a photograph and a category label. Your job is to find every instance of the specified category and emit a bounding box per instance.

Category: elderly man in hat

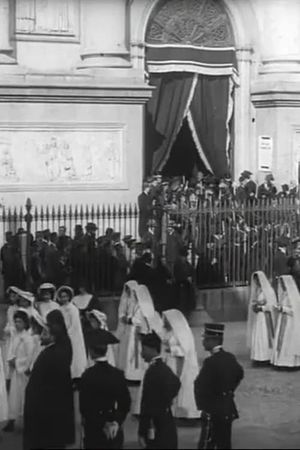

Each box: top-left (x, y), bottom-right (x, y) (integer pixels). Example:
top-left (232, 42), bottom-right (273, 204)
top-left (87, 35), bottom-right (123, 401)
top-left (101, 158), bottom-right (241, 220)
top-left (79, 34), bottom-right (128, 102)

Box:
top-left (79, 329), bottom-right (131, 449)
top-left (241, 170), bottom-right (257, 201)
top-left (258, 173), bottom-right (277, 200)
top-left (194, 324), bottom-right (244, 450)
top-left (138, 331), bottom-right (181, 450)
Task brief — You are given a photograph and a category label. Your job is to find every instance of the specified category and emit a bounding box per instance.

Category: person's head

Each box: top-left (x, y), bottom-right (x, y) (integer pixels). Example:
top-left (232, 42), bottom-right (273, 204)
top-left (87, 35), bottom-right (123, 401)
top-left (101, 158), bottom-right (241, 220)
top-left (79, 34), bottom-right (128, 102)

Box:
top-left (58, 226), bottom-right (66, 237)
top-left (5, 231), bottom-right (13, 244)
top-left (39, 283), bottom-right (56, 302)
top-left (6, 286), bottom-right (19, 305)
top-left (143, 182), bottom-right (151, 194)
top-left (36, 231), bottom-right (43, 242)
top-left (75, 225), bottom-right (83, 237)
top-left (253, 273), bottom-right (261, 288)
top-left (30, 315), bottom-right (45, 336)
top-left (46, 310), bottom-right (68, 343)
top-left (78, 283), bottom-right (89, 295)
top-left (50, 232), bottom-right (58, 245)
top-left (56, 286), bottom-right (74, 305)
top-left (86, 329), bottom-right (119, 360)
top-left (141, 251), bottom-right (152, 266)
top-left (163, 316), bottom-right (172, 332)
top-left (18, 292), bottom-right (34, 309)
top-left (43, 229), bottom-right (51, 241)
top-left (202, 324), bottom-right (224, 352)
top-left (241, 170), bottom-right (252, 180)
top-left (141, 332), bottom-right (162, 363)
top-left (14, 310), bottom-right (30, 332)
top-left (265, 173), bottom-right (274, 185)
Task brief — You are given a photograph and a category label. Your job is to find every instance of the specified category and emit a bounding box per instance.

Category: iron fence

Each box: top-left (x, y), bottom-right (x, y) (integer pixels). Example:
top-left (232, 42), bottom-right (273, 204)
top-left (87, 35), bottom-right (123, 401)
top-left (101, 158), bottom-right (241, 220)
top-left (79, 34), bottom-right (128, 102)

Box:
top-left (0, 198), bottom-right (299, 295)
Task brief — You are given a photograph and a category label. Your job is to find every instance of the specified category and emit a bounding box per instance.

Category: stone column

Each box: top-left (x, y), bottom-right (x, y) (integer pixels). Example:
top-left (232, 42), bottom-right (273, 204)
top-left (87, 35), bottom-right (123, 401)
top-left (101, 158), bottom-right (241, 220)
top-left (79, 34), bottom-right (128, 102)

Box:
top-left (78, 0), bottom-right (130, 70)
top-left (0, 0), bottom-right (16, 64)
top-left (258, 0), bottom-right (300, 75)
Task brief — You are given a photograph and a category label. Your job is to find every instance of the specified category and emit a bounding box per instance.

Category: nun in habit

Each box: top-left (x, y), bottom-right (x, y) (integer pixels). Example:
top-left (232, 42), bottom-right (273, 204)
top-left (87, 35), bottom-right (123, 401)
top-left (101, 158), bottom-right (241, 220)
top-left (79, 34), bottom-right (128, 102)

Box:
top-left (272, 275), bottom-right (300, 368)
top-left (162, 309), bottom-right (200, 419)
top-left (115, 281), bottom-right (159, 381)
top-left (56, 286), bottom-right (87, 382)
top-left (86, 310), bottom-right (116, 367)
top-left (247, 271), bottom-right (277, 364)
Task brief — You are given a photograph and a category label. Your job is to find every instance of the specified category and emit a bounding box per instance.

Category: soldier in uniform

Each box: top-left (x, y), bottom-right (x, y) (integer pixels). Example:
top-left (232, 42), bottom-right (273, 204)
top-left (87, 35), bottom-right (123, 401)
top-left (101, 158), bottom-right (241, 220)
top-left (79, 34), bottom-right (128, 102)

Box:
top-left (138, 332), bottom-right (181, 450)
top-left (194, 324), bottom-right (244, 450)
top-left (79, 329), bottom-right (131, 449)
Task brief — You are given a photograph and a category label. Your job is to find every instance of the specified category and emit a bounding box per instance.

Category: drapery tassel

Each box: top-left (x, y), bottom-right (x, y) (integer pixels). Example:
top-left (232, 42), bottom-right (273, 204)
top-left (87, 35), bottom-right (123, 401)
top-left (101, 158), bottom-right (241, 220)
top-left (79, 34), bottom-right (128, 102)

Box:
top-left (225, 77), bottom-right (235, 168)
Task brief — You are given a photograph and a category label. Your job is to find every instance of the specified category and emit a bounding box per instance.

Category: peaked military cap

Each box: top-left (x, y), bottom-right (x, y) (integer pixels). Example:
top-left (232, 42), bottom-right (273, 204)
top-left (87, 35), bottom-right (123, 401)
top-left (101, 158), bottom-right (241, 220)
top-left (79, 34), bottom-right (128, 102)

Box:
top-left (86, 329), bottom-right (119, 349)
top-left (241, 170), bottom-right (252, 178)
top-left (204, 323), bottom-right (225, 338)
top-left (140, 331), bottom-right (162, 351)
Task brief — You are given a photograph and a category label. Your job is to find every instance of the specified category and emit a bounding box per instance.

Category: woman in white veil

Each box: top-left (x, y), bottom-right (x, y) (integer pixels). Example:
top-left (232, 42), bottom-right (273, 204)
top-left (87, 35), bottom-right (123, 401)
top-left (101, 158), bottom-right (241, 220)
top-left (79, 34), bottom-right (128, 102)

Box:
top-left (272, 275), bottom-right (300, 368)
top-left (115, 281), bottom-right (160, 381)
top-left (247, 271), bottom-right (277, 364)
top-left (162, 309), bottom-right (200, 419)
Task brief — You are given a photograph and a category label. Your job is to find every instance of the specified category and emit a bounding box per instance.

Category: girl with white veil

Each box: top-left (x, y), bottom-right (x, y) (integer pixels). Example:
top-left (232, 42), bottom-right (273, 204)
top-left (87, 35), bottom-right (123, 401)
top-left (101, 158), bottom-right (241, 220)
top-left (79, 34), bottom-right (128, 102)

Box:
top-left (162, 309), bottom-right (200, 419)
top-left (115, 281), bottom-right (160, 381)
top-left (247, 271), bottom-right (277, 363)
top-left (272, 275), bottom-right (300, 368)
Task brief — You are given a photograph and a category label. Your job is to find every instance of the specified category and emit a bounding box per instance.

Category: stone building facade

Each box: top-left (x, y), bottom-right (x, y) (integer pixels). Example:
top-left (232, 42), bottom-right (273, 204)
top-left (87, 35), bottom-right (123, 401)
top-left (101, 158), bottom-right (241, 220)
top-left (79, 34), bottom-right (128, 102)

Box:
top-left (0, 0), bottom-right (300, 206)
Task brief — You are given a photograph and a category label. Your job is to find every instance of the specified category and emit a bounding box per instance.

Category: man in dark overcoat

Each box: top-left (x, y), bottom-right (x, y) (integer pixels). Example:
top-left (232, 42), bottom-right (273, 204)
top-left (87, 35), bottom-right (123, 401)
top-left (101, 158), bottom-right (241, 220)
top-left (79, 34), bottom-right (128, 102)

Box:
top-left (138, 332), bottom-right (181, 450)
top-left (194, 324), bottom-right (244, 450)
top-left (23, 310), bottom-right (75, 450)
top-left (138, 182), bottom-right (153, 239)
top-left (79, 329), bottom-right (131, 449)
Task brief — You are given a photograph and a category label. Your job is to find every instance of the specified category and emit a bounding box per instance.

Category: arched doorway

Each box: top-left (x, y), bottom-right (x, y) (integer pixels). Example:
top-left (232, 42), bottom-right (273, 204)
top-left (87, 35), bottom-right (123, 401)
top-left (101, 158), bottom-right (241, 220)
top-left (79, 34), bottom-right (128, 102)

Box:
top-left (144, 0), bottom-right (237, 180)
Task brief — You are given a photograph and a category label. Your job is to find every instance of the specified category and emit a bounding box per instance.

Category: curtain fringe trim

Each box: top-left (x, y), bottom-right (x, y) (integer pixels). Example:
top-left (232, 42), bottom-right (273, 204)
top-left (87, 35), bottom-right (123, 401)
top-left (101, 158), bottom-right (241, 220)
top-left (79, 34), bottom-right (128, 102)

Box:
top-left (186, 110), bottom-right (213, 174)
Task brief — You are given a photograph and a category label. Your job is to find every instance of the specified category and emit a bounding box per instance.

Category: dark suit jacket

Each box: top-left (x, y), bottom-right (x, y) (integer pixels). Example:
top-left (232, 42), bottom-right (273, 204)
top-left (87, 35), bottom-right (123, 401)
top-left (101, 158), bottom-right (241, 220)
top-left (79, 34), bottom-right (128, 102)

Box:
top-left (23, 338), bottom-right (75, 450)
top-left (80, 361), bottom-right (131, 449)
top-left (139, 358), bottom-right (181, 449)
top-left (194, 349), bottom-right (244, 422)
top-left (138, 192), bottom-right (153, 238)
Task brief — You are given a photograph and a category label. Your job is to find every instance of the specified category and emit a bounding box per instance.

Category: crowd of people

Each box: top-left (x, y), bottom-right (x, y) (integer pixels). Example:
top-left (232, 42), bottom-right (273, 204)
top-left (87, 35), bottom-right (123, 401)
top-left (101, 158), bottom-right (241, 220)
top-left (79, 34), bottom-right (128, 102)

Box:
top-left (0, 280), bottom-right (244, 449)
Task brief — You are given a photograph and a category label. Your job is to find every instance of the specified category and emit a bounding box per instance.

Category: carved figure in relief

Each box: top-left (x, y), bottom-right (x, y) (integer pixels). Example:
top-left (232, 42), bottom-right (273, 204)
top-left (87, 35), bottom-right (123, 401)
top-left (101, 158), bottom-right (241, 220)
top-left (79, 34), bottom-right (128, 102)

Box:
top-left (83, 146), bottom-right (94, 180)
top-left (44, 137), bottom-right (62, 181)
top-left (103, 138), bottom-right (120, 181)
top-left (0, 140), bottom-right (19, 181)
top-left (59, 142), bottom-right (77, 180)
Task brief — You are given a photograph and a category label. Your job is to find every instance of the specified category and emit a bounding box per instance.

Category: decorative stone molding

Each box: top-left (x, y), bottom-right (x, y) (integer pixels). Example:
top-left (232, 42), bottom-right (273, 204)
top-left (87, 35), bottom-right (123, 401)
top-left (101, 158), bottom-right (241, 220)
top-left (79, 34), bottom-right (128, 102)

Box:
top-left (0, 83), bottom-right (154, 104)
top-left (146, 0), bottom-right (234, 47)
top-left (252, 82), bottom-right (300, 108)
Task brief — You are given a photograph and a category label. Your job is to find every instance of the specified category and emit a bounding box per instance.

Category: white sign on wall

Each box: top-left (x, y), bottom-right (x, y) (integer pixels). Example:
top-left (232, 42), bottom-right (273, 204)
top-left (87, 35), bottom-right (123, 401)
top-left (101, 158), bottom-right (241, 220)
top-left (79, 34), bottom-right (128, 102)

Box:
top-left (258, 136), bottom-right (273, 172)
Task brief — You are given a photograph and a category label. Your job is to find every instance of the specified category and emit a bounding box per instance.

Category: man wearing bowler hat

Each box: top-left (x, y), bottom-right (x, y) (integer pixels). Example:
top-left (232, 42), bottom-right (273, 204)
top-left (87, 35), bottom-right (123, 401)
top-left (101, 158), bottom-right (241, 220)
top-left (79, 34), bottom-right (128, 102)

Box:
top-left (273, 236), bottom-right (290, 284)
top-left (79, 329), bottom-right (131, 449)
top-left (241, 170), bottom-right (257, 201)
top-left (194, 324), bottom-right (244, 450)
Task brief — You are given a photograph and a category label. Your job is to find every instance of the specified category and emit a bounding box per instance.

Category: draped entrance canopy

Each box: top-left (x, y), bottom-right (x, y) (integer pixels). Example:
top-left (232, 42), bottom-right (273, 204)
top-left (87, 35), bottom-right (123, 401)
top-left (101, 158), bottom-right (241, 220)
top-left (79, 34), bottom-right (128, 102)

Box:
top-left (145, 0), bottom-right (238, 178)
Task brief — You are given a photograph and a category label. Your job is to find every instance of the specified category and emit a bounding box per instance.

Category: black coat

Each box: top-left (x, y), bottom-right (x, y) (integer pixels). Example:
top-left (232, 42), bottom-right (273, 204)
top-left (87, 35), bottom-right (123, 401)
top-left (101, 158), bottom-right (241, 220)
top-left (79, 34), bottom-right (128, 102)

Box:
top-left (23, 337), bottom-right (75, 450)
top-left (273, 250), bottom-right (289, 279)
top-left (139, 358), bottom-right (181, 449)
top-left (138, 192), bottom-right (153, 238)
top-left (79, 361), bottom-right (131, 449)
top-left (194, 349), bottom-right (244, 421)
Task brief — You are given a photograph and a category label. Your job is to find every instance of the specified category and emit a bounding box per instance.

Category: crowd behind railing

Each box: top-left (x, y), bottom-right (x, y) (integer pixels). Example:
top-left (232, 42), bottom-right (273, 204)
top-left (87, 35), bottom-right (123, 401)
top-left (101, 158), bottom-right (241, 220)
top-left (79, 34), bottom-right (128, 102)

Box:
top-left (1, 169), bottom-right (300, 297)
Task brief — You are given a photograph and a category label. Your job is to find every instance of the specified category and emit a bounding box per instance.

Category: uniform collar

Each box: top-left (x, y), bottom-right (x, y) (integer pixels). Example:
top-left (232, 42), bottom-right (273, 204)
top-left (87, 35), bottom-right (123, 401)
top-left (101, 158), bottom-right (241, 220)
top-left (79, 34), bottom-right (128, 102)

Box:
top-left (150, 355), bottom-right (162, 366)
top-left (211, 345), bottom-right (223, 355)
top-left (95, 357), bottom-right (108, 363)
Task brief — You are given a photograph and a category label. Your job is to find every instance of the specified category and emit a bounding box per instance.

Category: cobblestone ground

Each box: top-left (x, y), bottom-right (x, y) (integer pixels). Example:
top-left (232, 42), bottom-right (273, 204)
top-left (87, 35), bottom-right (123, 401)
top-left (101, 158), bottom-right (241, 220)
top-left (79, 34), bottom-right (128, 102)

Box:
top-left (1, 316), bottom-right (300, 449)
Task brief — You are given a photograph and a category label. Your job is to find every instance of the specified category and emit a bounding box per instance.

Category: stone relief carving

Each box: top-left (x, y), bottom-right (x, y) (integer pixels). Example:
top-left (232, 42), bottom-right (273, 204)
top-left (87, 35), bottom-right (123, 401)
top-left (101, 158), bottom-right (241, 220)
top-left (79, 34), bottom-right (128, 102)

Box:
top-left (16, 0), bottom-right (76, 35)
top-left (0, 129), bottom-right (123, 186)
top-left (146, 0), bottom-right (234, 47)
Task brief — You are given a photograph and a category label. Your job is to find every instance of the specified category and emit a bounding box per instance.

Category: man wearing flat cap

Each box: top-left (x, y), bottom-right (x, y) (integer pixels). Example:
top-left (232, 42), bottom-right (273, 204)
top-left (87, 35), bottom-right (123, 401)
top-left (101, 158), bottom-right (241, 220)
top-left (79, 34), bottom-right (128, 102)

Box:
top-left (194, 324), bottom-right (244, 450)
top-left (138, 331), bottom-right (181, 449)
top-left (79, 329), bottom-right (131, 449)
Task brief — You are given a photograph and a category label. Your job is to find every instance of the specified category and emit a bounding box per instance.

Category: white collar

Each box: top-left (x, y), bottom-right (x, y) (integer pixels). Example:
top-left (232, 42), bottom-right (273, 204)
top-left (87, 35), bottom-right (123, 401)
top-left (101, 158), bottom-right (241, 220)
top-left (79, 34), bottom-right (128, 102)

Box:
top-left (150, 355), bottom-right (161, 365)
top-left (278, 247), bottom-right (287, 254)
top-left (94, 357), bottom-right (108, 363)
top-left (211, 345), bottom-right (223, 355)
